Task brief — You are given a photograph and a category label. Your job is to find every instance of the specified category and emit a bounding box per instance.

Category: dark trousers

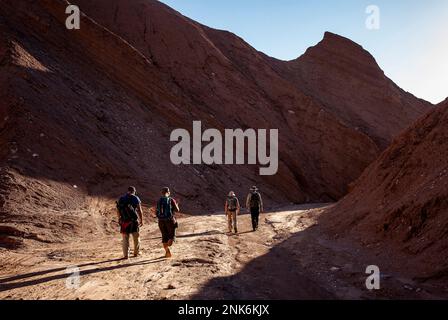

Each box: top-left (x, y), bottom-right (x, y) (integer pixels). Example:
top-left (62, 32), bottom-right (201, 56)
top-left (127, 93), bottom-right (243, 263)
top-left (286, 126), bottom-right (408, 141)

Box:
top-left (250, 207), bottom-right (260, 230)
top-left (158, 219), bottom-right (176, 244)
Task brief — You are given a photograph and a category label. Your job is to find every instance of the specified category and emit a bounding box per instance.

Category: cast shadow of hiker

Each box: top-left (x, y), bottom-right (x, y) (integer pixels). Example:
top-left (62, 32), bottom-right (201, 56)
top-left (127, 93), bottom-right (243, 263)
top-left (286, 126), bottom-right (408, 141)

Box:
top-left (176, 230), bottom-right (224, 238)
top-left (0, 257), bottom-right (165, 292)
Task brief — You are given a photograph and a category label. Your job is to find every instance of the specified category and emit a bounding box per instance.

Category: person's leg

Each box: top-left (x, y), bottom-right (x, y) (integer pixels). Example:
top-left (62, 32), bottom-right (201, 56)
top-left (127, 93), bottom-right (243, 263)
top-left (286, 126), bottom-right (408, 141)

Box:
top-left (160, 220), bottom-right (172, 257)
top-left (159, 220), bottom-right (170, 257)
top-left (227, 212), bottom-right (232, 233)
top-left (132, 232), bottom-right (140, 257)
top-left (163, 243), bottom-right (171, 257)
top-left (122, 233), bottom-right (130, 258)
top-left (165, 221), bottom-right (173, 257)
top-left (172, 218), bottom-right (178, 242)
top-left (233, 211), bottom-right (237, 233)
top-left (254, 208), bottom-right (260, 230)
top-left (250, 208), bottom-right (256, 231)
top-left (167, 219), bottom-right (175, 247)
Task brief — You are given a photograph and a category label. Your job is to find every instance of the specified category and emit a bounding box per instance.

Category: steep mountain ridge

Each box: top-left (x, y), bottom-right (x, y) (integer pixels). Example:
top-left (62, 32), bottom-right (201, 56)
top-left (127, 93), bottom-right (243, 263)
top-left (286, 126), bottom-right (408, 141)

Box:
top-left (268, 32), bottom-right (432, 148)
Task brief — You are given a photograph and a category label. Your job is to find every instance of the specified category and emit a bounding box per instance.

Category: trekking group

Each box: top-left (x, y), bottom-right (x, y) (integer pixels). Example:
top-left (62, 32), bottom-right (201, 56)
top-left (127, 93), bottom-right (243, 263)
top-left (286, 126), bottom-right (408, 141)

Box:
top-left (116, 185), bottom-right (264, 259)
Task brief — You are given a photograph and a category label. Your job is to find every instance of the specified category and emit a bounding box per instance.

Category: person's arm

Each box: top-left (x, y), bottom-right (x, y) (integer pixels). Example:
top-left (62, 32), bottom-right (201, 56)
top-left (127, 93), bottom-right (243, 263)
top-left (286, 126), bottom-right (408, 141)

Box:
top-left (236, 198), bottom-right (241, 214)
top-left (224, 200), bottom-right (228, 214)
top-left (153, 200), bottom-right (159, 219)
top-left (172, 198), bottom-right (180, 213)
top-left (138, 203), bottom-right (144, 226)
top-left (259, 193), bottom-right (264, 213)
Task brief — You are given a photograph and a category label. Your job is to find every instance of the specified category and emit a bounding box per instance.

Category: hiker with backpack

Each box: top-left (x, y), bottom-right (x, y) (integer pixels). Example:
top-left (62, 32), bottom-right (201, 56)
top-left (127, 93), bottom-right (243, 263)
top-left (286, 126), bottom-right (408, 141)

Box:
top-left (225, 191), bottom-right (240, 234)
top-left (116, 186), bottom-right (144, 259)
top-left (156, 187), bottom-right (180, 258)
top-left (246, 186), bottom-right (263, 231)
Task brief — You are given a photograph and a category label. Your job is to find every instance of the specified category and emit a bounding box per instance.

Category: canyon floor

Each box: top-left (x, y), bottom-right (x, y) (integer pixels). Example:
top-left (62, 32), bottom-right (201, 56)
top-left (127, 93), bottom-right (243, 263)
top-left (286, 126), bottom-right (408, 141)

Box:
top-left (0, 205), bottom-right (444, 300)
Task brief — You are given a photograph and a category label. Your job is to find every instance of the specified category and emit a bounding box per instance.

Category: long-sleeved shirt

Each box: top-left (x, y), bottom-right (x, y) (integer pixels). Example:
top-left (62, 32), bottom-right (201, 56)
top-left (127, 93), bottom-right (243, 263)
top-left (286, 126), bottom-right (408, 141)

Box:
top-left (246, 192), bottom-right (263, 211)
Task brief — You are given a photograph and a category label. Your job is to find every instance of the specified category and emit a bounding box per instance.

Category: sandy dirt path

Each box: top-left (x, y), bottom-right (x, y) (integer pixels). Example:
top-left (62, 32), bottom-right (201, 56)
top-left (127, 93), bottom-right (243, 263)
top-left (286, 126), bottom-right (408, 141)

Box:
top-left (0, 205), bottom-right (442, 300)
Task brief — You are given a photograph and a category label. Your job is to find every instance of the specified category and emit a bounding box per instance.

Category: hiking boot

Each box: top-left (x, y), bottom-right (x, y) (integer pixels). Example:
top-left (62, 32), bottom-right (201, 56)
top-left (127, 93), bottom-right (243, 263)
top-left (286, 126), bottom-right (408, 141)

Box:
top-left (234, 228), bottom-right (238, 233)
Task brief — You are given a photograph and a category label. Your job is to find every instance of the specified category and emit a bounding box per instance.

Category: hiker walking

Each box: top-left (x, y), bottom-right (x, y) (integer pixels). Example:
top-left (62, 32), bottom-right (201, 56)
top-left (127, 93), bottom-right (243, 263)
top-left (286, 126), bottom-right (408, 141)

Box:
top-left (246, 186), bottom-right (263, 231)
top-left (116, 186), bottom-right (144, 259)
top-left (156, 187), bottom-right (179, 258)
top-left (225, 191), bottom-right (240, 234)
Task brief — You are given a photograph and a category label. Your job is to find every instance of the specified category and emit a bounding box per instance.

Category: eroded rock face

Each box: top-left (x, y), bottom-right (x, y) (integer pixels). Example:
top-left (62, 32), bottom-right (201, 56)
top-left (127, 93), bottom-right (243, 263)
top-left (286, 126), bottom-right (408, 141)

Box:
top-left (326, 100), bottom-right (448, 278)
top-left (0, 0), bottom-right (431, 244)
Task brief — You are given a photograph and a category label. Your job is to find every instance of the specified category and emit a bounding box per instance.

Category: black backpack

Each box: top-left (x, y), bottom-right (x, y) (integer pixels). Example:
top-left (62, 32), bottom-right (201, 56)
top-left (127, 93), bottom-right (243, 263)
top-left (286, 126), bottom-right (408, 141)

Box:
top-left (227, 196), bottom-right (238, 211)
top-left (249, 192), bottom-right (261, 208)
top-left (157, 196), bottom-right (173, 220)
top-left (117, 195), bottom-right (138, 222)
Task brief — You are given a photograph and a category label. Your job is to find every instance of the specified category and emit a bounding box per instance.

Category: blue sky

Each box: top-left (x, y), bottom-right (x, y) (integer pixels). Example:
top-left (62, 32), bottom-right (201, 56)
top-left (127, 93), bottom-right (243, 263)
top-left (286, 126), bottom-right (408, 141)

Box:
top-left (159, 0), bottom-right (448, 104)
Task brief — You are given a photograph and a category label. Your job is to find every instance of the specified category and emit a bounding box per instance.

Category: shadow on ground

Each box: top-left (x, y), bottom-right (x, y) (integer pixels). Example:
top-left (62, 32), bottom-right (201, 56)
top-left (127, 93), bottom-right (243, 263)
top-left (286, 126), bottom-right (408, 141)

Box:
top-left (191, 236), bottom-right (337, 299)
top-left (191, 205), bottom-right (339, 300)
top-left (0, 257), bottom-right (165, 292)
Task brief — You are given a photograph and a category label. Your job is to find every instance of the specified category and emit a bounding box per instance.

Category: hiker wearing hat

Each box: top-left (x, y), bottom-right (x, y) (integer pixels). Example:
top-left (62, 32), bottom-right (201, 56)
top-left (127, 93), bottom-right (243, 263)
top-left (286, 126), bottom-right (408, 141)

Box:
top-left (246, 186), bottom-right (264, 231)
top-left (156, 187), bottom-right (180, 258)
top-left (225, 191), bottom-right (240, 234)
top-left (116, 186), bottom-right (144, 259)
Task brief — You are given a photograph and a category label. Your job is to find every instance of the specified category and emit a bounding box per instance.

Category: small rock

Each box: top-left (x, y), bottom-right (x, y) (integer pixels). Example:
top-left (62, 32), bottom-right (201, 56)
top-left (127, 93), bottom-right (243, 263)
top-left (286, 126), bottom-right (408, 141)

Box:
top-left (403, 284), bottom-right (414, 291)
top-left (330, 267), bottom-right (341, 272)
top-left (32, 153), bottom-right (39, 158)
top-left (73, 185), bottom-right (78, 189)
top-left (167, 284), bottom-right (176, 290)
